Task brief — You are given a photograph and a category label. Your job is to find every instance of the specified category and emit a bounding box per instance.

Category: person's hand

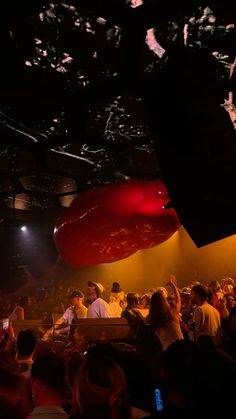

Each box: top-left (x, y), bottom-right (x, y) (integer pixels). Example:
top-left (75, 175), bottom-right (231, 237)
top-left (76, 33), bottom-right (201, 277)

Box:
top-left (167, 274), bottom-right (177, 287)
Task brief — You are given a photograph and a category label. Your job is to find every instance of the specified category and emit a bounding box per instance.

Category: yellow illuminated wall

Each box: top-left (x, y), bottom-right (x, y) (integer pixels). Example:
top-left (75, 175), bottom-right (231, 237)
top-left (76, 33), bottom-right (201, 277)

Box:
top-left (48, 226), bottom-right (236, 295)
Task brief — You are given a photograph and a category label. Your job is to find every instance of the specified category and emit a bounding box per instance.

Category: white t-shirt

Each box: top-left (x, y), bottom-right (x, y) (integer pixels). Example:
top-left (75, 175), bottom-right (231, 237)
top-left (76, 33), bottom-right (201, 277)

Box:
top-left (61, 305), bottom-right (88, 324)
top-left (155, 319), bottom-right (184, 351)
top-left (87, 298), bottom-right (112, 318)
top-left (43, 305), bottom-right (87, 339)
top-left (193, 302), bottom-right (221, 345)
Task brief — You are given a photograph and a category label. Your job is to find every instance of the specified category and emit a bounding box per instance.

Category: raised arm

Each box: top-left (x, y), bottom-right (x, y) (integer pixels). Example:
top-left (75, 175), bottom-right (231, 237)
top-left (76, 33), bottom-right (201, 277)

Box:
top-left (167, 274), bottom-right (181, 313)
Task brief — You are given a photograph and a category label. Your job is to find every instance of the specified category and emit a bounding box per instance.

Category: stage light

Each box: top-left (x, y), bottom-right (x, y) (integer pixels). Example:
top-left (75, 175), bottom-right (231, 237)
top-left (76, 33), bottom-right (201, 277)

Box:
top-left (21, 226), bottom-right (27, 232)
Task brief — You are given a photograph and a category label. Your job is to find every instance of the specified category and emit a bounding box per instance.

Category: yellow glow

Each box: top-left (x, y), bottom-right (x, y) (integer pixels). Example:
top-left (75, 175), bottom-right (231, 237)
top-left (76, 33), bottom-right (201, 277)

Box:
top-left (48, 226), bottom-right (236, 294)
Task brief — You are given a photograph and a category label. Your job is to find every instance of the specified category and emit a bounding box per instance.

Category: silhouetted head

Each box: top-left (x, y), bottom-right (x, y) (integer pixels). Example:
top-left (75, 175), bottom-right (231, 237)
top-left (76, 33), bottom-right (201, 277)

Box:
top-left (73, 354), bottom-right (131, 419)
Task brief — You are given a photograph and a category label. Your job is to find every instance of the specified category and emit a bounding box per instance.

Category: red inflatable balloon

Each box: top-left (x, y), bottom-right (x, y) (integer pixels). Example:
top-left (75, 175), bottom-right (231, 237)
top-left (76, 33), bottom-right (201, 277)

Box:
top-left (54, 180), bottom-right (180, 266)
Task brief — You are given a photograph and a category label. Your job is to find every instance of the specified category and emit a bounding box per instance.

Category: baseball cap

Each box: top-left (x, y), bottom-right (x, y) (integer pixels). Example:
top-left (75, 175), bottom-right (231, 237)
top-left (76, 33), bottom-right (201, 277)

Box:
top-left (88, 281), bottom-right (104, 295)
top-left (181, 287), bottom-right (191, 295)
top-left (71, 290), bottom-right (84, 299)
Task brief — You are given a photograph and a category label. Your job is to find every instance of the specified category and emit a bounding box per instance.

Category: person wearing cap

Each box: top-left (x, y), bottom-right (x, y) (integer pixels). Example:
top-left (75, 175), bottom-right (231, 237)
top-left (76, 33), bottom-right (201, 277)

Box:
top-left (87, 281), bottom-right (112, 318)
top-left (43, 290), bottom-right (87, 340)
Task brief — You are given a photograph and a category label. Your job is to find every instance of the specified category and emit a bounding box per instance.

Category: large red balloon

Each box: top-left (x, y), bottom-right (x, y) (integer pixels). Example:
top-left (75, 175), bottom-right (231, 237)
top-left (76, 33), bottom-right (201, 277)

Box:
top-left (54, 180), bottom-right (180, 266)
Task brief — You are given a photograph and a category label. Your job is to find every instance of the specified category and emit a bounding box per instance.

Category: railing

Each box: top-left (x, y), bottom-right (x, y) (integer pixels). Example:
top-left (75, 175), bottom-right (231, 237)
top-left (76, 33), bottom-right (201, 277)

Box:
top-left (11, 318), bottom-right (137, 343)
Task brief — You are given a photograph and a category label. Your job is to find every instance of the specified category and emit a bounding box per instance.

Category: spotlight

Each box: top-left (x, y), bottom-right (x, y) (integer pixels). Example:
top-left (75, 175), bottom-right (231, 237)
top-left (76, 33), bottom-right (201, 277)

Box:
top-left (21, 226), bottom-right (27, 232)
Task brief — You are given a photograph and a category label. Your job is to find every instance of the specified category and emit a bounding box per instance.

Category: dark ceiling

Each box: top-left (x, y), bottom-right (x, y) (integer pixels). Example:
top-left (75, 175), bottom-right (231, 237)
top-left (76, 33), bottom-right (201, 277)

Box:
top-left (0, 0), bottom-right (236, 290)
top-left (0, 0), bottom-right (165, 232)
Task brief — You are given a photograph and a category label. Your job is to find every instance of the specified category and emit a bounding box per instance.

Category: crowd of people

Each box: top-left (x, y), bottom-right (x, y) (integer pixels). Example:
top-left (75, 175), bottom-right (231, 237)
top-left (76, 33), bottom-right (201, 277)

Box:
top-left (0, 275), bottom-right (236, 418)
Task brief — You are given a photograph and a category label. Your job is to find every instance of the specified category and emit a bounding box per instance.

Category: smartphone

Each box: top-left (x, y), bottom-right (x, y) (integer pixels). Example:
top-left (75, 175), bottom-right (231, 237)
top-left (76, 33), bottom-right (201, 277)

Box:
top-left (2, 318), bottom-right (9, 331)
top-left (155, 388), bottom-right (164, 412)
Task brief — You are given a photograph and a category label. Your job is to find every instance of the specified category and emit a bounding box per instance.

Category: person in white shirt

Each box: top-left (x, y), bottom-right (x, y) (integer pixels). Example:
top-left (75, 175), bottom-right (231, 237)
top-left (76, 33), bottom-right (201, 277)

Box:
top-left (43, 290), bottom-right (87, 340)
top-left (109, 282), bottom-right (124, 318)
top-left (190, 284), bottom-right (221, 345)
top-left (87, 281), bottom-right (112, 318)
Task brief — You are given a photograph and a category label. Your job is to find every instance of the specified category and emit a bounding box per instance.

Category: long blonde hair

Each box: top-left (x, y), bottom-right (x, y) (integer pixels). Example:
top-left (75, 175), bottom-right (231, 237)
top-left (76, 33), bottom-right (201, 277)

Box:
top-left (109, 291), bottom-right (124, 304)
top-left (72, 354), bottom-right (131, 419)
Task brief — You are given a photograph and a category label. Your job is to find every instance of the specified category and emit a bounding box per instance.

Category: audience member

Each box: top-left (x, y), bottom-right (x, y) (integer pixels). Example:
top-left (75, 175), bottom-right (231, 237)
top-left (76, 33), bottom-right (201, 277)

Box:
top-left (225, 294), bottom-right (236, 312)
top-left (160, 339), bottom-right (235, 418)
top-left (208, 280), bottom-right (224, 312)
top-left (87, 281), bottom-right (112, 318)
top-left (29, 353), bottom-right (68, 418)
top-left (190, 285), bottom-right (221, 345)
top-left (149, 276), bottom-right (183, 351)
top-left (44, 290), bottom-right (87, 340)
top-left (70, 354), bottom-right (131, 419)
top-left (16, 329), bottom-right (38, 378)
top-left (138, 294), bottom-right (152, 320)
top-left (122, 293), bottom-right (144, 327)
top-left (3, 274), bottom-right (236, 419)
top-left (109, 282), bottom-right (124, 318)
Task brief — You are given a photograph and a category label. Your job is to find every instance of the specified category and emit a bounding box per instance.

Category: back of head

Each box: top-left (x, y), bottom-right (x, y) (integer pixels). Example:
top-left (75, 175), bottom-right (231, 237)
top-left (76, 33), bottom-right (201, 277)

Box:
top-left (161, 339), bottom-right (200, 393)
top-left (17, 329), bottom-right (37, 357)
top-left (149, 290), bottom-right (170, 329)
top-left (156, 287), bottom-right (168, 297)
top-left (191, 284), bottom-right (208, 301)
top-left (31, 353), bottom-right (65, 389)
top-left (111, 282), bottom-right (122, 293)
top-left (209, 280), bottom-right (221, 292)
top-left (85, 343), bottom-right (121, 365)
top-left (0, 368), bottom-right (32, 419)
top-left (161, 339), bottom-right (236, 417)
top-left (126, 293), bottom-right (139, 309)
top-left (73, 354), bottom-right (131, 419)
top-left (197, 334), bottom-right (216, 351)
top-left (140, 293), bottom-right (152, 306)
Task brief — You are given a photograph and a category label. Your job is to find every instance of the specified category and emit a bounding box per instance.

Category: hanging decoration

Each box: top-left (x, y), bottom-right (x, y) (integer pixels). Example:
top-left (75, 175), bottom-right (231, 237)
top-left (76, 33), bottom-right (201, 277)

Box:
top-left (54, 179), bottom-right (180, 266)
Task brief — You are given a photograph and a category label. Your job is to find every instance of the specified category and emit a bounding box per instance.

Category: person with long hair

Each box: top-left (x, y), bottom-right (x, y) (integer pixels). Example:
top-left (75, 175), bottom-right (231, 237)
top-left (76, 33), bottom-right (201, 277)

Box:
top-left (109, 282), bottom-right (124, 318)
top-left (149, 275), bottom-right (184, 351)
top-left (70, 354), bottom-right (131, 419)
